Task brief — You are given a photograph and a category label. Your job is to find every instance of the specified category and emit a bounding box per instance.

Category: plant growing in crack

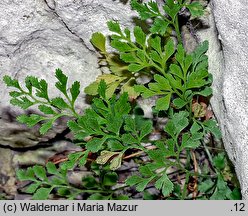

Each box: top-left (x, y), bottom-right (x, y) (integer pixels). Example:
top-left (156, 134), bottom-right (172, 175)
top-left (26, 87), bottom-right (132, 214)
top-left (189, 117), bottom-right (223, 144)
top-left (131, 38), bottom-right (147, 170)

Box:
top-left (3, 0), bottom-right (241, 200)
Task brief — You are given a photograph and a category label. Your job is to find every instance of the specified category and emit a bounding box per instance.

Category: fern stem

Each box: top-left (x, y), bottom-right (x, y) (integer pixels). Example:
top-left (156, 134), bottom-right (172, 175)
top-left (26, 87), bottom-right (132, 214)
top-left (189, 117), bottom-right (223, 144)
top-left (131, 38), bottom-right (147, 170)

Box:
top-left (174, 16), bottom-right (182, 44)
top-left (181, 171), bottom-right (190, 199)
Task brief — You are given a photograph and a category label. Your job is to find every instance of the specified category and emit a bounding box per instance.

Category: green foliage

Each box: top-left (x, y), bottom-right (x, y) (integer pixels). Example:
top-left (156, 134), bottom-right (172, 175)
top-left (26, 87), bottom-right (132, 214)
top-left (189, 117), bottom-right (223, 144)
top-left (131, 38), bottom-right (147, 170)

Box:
top-left (17, 161), bottom-right (123, 200)
top-left (126, 170), bottom-right (174, 197)
top-left (60, 151), bottom-right (90, 170)
top-left (131, 0), bottom-right (204, 37)
top-left (3, 69), bottom-right (80, 134)
top-left (3, 0), bottom-right (241, 201)
top-left (86, 0), bottom-right (205, 98)
top-left (198, 153), bottom-right (242, 200)
top-left (86, 32), bottom-right (138, 99)
top-left (70, 81), bottom-right (153, 169)
top-left (108, 22), bottom-right (176, 75)
top-left (135, 41), bottom-right (211, 111)
top-left (125, 111), bottom-right (214, 197)
top-left (90, 32), bottom-right (106, 54)
top-left (17, 163), bottom-right (67, 200)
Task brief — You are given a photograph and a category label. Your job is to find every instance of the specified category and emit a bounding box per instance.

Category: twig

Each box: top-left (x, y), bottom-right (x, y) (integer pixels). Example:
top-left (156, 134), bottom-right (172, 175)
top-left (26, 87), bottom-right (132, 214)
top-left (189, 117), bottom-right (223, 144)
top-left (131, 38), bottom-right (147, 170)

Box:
top-left (123, 145), bottom-right (157, 159)
top-left (191, 150), bottom-right (198, 199)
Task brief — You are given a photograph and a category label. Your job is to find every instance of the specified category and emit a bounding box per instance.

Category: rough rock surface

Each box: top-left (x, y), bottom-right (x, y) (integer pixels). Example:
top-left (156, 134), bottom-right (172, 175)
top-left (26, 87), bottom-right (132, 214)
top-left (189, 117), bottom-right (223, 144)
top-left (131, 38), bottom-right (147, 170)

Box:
top-left (0, 0), bottom-right (137, 198)
top-left (199, 1), bottom-right (248, 199)
top-left (0, 149), bottom-right (16, 197)
top-left (0, 0), bottom-right (248, 199)
top-left (0, 0), bottom-right (136, 148)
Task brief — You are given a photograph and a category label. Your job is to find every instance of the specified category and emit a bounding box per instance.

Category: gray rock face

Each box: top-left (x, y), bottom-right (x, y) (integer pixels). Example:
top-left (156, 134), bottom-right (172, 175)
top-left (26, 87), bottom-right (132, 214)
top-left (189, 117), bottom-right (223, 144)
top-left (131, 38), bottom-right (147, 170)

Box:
top-left (0, 149), bottom-right (16, 197)
top-left (0, 0), bottom-right (135, 148)
top-left (0, 0), bottom-right (137, 198)
top-left (200, 1), bottom-right (248, 199)
top-left (1, 0), bottom-right (248, 199)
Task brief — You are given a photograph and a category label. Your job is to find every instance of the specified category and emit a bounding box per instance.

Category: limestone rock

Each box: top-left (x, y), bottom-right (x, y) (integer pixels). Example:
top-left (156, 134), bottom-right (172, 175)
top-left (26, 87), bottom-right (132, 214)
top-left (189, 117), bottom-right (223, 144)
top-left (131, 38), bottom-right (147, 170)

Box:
top-left (198, 1), bottom-right (248, 199)
top-left (0, 149), bottom-right (16, 197)
top-left (0, 0), bottom-right (136, 148)
top-left (12, 140), bottom-right (81, 166)
top-left (0, 108), bottom-right (69, 148)
top-left (1, 0), bottom-right (248, 200)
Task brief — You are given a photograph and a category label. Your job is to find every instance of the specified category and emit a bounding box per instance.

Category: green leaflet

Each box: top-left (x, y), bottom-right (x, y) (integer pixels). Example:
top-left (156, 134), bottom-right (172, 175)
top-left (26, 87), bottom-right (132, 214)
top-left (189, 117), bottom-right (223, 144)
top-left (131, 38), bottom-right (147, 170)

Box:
top-left (90, 32), bottom-right (106, 53)
top-left (86, 31), bottom-right (138, 98)
top-left (124, 116), bottom-right (153, 142)
top-left (185, 2), bottom-right (204, 17)
top-left (85, 74), bottom-right (127, 99)
top-left (131, 0), bottom-right (204, 36)
top-left (16, 168), bottom-right (36, 182)
top-left (25, 182), bottom-right (42, 194)
top-left (16, 164), bottom-right (68, 200)
top-left (135, 41), bottom-right (212, 111)
top-left (86, 17), bottom-right (178, 99)
top-left (213, 153), bottom-right (226, 170)
top-left (17, 114), bottom-right (44, 127)
top-left (150, 18), bottom-right (170, 35)
top-left (103, 172), bottom-right (118, 186)
top-left (32, 188), bottom-right (53, 200)
top-left (155, 173), bottom-right (174, 197)
top-left (126, 175), bottom-right (155, 192)
top-left (198, 179), bottom-right (215, 193)
top-left (16, 159), bottom-right (121, 200)
top-left (3, 69), bottom-right (81, 134)
top-left (126, 165), bottom-right (174, 197)
top-left (131, 0), bottom-right (160, 20)
top-left (72, 81), bottom-right (152, 169)
top-left (70, 81), bottom-right (80, 104)
top-left (55, 68), bottom-right (68, 95)
top-left (60, 151), bottom-right (88, 170)
top-left (210, 175), bottom-right (232, 200)
top-left (46, 162), bottom-right (59, 175)
top-left (87, 0), bottom-right (204, 99)
top-left (203, 119), bottom-right (222, 140)
top-left (33, 165), bottom-right (47, 181)
top-left (110, 25), bottom-right (175, 75)
top-left (164, 111), bottom-right (189, 138)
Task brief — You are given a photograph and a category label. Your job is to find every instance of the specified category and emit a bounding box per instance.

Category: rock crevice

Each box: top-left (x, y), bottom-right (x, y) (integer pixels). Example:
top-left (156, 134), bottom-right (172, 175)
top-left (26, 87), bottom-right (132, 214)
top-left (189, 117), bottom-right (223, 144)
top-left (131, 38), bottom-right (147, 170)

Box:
top-left (0, 0), bottom-right (248, 199)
